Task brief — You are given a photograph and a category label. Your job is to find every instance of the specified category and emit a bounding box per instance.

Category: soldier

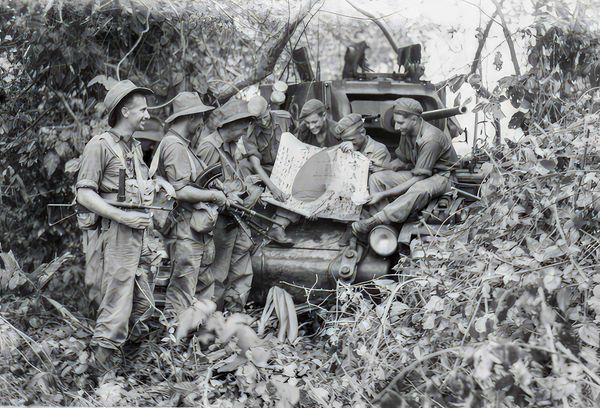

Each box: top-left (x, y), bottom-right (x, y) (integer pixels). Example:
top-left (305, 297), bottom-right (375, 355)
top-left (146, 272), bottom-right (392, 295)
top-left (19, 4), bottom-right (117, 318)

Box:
top-left (149, 92), bottom-right (229, 321)
top-left (243, 95), bottom-right (293, 202)
top-left (261, 99), bottom-right (340, 244)
top-left (76, 79), bottom-right (171, 371)
top-left (195, 100), bottom-right (255, 311)
top-left (241, 95), bottom-right (303, 246)
top-left (296, 99), bottom-right (339, 148)
top-left (352, 98), bottom-right (458, 235)
top-left (335, 113), bottom-right (392, 173)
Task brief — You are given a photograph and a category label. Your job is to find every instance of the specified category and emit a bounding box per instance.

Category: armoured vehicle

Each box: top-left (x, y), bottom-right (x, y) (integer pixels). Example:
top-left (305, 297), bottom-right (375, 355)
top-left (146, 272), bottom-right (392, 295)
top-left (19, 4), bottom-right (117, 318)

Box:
top-left (151, 44), bottom-right (486, 305)
top-left (244, 72), bottom-right (483, 304)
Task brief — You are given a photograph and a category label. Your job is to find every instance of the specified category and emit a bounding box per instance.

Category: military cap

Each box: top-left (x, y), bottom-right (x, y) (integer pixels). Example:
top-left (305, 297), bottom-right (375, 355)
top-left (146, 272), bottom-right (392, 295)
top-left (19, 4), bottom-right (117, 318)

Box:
top-left (104, 79), bottom-right (153, 127)
top-left (335, 113), bottom-right (364, 138)
top-left (381, 98), bottom-right (425, 132)
top-left (299, 99), bottom-right (326, 120)
top-left (393, 98), bottom-right (423, 116)
top-left (248, 95), bottom-right (269, 117)
top-left (165, 92), bottom-right (214, 123)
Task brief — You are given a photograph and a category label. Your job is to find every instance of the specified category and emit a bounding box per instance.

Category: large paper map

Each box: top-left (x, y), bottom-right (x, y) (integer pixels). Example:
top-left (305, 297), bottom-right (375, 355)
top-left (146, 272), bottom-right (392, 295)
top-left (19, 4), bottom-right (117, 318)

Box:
top-left (261, 132), bottom-right (370, 221)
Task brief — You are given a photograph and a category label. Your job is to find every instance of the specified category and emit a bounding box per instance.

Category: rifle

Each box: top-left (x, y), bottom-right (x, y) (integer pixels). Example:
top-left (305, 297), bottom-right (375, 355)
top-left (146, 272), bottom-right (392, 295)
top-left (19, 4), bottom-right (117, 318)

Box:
top-left (47, 169), bottom-right (174, 226)
top-left (228, 202), bottom-right (284, 227)
top-left (46, 201), bottom-right (175, 227)
top-left (194, 163), bottom-right (284, 227)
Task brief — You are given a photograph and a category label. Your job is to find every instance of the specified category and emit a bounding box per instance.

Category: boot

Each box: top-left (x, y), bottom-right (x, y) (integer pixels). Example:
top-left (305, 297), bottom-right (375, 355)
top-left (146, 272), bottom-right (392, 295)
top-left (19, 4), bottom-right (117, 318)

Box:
top-left (267, 225), bottom-right (294, 247)
top-left (351, 215), bottom-right (384, 236)
top-left (93, 345), bottom-right (119, 376)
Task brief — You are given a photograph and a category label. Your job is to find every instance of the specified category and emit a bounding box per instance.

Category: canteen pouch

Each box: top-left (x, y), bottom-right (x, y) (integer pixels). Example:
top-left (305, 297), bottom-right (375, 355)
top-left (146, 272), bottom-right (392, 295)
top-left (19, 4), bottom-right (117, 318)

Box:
top-left (76, 210), bottom-right (99, 230)
top-left (190, 202), bottom-right (219, 233)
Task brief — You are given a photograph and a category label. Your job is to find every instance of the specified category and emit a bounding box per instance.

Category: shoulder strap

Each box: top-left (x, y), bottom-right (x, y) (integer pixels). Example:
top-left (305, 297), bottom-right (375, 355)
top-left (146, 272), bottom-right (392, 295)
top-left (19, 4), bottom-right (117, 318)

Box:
top-left (97, 132), bottom-right (126, 167)
top-left (149, 134), bottom-right (205, 181)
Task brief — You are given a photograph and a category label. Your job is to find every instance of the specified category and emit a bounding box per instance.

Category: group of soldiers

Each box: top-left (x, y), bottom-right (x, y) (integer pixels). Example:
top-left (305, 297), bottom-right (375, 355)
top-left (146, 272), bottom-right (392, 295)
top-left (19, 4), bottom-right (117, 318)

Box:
top-left (75, 79), bottom-right (458, 371)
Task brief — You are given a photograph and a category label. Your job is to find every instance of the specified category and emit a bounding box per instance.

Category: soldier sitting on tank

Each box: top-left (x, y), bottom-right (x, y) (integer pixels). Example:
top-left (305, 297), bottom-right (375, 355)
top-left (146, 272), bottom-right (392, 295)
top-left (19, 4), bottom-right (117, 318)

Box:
top-left (335, 113), bottom-right (392, 173)
top-left (260, 98), bottom-right (341, 245)
top-left (295, 99), bottom-right (339, 148)
top-left (238, 95), bottom-right (304, 246)
top-left (352, 98), bottom-right (458, 236)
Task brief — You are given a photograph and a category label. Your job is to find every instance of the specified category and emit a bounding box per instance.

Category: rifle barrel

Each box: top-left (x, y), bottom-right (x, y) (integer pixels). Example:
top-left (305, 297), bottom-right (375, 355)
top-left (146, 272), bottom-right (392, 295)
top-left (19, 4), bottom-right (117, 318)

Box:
top-left (105, 201), bottom-right (173, 211)
top-left (229, 203), bottom-right (285, 226)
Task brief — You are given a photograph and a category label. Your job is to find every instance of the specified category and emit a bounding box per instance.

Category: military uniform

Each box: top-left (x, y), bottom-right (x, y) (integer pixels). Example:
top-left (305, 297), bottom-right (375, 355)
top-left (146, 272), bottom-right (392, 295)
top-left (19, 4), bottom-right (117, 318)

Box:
top-left (151, 130), bottom-right (215, 317)
top-left (296, 118), bottom-right (339, 148)
top-left (76, 130), bottom-right (155, 350)
top-left (358, 135), bottom-right (391, 172)
top-left (368, 120), bottom-right (458, 223)
top-left (243, 110), bottom-right (294, 171)
top-left (196, 130), bottom-right (253, 308)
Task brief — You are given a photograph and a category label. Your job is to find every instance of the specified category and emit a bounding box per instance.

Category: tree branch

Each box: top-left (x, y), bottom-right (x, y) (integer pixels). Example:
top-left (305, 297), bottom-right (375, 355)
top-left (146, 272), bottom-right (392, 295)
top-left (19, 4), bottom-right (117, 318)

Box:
top-left (215, 0), bottom-right (321, 102)
top-left (470, 10), bottom-right (499, 75)
top-left (345, 0), bottom-right (399, 55)
top-left (116, 8), bottom-right (150, 81)
top-left (491, 0), bottom-right (521, 76)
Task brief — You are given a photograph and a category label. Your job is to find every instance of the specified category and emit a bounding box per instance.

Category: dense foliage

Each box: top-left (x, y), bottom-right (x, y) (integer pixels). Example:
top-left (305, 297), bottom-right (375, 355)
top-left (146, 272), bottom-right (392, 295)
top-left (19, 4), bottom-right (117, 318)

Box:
top-left (2, 107), bottom-right (599, 406)
top-left (1, 0), bottom-right (600, 407)
top-left (0, 0), bottom-right (312, 267)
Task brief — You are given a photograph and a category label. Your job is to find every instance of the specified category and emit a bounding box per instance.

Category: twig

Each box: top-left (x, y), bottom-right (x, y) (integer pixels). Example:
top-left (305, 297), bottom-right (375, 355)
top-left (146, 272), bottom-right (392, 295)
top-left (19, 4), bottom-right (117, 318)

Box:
top-left (490, 0), bottom-right (521, 76)
top-left (375, 346), bottom-right (465, 401)
top-left (56, 91), bottom-right (81, 130)
top-left (0, 315), bottom-right (54, 372)
top-left (116, 8), bottom-right (150, 80)
top-left (550, 204), bottom-right (587, 280)
top-left (470, 10), bottom-right (499, 75)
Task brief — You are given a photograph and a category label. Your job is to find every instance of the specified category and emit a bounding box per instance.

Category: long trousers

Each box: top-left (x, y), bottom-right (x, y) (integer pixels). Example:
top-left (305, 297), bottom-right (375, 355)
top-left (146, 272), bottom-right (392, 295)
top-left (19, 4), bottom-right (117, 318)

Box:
top-left (368, 170), bottom-right (452, 223)
top-left (210, 216), bottom-right (253, 309)
top-left (83, 220), bottom-right (154, 350)
top-left (165, 236), bottom-right (215, 318)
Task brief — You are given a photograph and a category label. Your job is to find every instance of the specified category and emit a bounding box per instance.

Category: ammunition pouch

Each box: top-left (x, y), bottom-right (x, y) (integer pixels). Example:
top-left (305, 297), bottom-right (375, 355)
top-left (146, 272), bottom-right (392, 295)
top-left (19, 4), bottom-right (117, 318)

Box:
top-left (76, 208), bottom-right (100, 230)
top-left (152, 189), bottom-right (176, 236)
top-left (188, 202), bottom-right (219, 234)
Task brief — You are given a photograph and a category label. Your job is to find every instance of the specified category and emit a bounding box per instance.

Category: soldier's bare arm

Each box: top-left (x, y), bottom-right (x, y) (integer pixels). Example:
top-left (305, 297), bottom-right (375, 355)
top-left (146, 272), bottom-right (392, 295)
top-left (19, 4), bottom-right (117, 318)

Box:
top-left (249, 156), bottom-right (288, 202)
top-left (176, 186), bottom-right (229, 207)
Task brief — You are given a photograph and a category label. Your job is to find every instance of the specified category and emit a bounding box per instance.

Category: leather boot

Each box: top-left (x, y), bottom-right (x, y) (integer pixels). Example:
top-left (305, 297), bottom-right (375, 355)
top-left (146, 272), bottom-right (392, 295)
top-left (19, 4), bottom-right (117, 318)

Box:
top-left (267, 225), bottom-right (294, 247)
top-left (93, 345), bottom-right (119, 375)
top-left (351, 215), bottom-right (384, 236)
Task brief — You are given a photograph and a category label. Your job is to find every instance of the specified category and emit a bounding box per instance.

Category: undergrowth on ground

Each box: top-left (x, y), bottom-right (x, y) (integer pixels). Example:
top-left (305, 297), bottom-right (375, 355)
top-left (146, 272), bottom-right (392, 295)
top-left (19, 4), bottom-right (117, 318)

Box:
top-left (1, 109), bottom-right (599, 407)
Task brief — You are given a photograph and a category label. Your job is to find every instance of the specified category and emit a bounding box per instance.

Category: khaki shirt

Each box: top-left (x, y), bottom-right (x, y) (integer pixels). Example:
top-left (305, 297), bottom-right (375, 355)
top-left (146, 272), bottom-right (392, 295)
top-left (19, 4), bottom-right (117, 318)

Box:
top-left (360, 135), bottom-right (391, 172)
top-left (154, 131), bottom-right (206, 191)
top-left (243, 110), bottom-right (293, 166)
top-left (76, 131), bottom-right (149, 193)
top-left (196, 130), bottom-right (244, 193)
top-left (296, 118), bottom-right (339, 148)
top-left (394, 121), bottom-right (458, 177)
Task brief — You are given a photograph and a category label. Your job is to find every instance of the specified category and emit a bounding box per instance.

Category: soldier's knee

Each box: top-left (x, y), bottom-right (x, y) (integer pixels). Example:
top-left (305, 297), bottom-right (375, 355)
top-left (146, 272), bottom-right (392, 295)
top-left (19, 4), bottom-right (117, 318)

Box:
top-left (368, 171), bottom-right (385, 192)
